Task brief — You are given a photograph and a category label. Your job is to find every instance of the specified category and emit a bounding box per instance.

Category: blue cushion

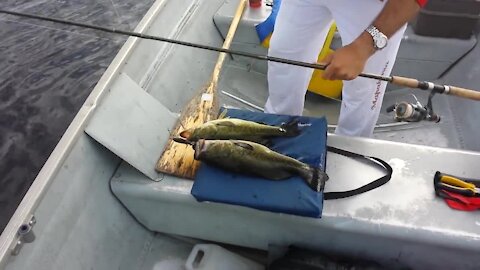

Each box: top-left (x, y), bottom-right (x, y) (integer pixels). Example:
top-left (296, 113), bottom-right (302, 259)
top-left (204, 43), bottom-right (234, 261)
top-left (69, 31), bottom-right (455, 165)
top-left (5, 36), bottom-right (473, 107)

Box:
top-left (191, 108), bottom-right (328, 218)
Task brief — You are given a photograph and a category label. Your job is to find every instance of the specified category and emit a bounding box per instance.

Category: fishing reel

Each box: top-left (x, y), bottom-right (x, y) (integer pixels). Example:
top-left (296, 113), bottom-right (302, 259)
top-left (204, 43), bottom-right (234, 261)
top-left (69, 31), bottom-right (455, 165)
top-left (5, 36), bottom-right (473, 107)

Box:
top-left (386, 90), bottom-right (440, 123)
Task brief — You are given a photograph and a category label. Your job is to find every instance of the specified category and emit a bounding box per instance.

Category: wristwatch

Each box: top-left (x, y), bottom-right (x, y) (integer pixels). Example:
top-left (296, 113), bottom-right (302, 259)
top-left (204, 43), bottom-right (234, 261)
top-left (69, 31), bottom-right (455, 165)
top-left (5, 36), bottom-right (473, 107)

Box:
top-left (366, 25), bottom-right (388, 50)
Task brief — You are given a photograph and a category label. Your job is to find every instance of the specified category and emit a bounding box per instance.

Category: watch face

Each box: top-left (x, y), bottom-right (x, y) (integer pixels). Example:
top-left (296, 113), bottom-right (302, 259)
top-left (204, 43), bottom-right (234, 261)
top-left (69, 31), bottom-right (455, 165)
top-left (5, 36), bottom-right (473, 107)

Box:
top-left (377, 36), bottom-right (387, 49)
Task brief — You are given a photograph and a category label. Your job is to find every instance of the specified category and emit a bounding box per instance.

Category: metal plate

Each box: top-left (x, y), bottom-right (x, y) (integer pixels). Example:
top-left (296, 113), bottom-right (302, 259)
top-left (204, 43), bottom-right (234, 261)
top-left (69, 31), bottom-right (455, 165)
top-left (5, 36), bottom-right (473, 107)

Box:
top-left (85, 73), bottom-right (177, 180)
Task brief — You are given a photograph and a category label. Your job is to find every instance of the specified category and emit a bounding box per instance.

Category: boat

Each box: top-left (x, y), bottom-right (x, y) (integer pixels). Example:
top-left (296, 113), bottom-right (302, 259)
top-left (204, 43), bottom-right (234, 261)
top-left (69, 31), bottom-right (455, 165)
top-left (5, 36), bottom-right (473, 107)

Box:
top-left (1, 0), bottom-right (480, 269)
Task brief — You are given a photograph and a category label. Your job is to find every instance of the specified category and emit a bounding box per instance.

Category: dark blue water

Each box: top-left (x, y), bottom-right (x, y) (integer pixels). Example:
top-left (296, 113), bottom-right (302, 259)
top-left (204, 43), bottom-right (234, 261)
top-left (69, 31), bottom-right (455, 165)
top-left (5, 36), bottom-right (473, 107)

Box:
top-left (0, 0), bottom-right (154, 233)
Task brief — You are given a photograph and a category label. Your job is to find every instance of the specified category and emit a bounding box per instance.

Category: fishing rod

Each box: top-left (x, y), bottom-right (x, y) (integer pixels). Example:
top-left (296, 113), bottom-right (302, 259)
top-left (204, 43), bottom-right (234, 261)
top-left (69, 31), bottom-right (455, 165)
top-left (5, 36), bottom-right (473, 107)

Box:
top-left (1, 9), bottom-right (480, 101)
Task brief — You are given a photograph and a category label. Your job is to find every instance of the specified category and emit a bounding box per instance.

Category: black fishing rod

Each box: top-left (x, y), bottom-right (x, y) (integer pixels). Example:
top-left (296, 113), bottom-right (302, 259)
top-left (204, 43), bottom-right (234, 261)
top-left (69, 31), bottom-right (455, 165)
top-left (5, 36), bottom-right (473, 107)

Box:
top-left (1, 9), bottom-right (480, 101)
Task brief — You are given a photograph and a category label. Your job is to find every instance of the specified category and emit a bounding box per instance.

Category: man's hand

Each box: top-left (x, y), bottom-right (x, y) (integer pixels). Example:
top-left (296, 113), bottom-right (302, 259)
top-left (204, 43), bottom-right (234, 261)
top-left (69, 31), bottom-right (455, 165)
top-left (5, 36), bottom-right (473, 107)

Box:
top-left (321, 0), bottom-right (422, 81)
top-left (322, 32), bottom-right (375, 81)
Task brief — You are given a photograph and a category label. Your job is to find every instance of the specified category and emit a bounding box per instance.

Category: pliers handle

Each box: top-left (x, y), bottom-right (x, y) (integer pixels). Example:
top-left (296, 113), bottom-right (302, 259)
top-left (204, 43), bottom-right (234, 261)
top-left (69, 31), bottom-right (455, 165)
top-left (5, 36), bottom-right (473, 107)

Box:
top-left (441, 175), bottom-right (480, 193)
top-left (434, 171), bottom-right (480, 197)
top-left (437, 183), bottom-right (477, 197)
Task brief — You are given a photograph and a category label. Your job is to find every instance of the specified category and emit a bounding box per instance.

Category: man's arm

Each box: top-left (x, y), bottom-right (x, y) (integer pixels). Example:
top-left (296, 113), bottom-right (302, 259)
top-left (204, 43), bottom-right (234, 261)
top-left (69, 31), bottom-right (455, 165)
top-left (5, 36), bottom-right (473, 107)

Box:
top-left (322, 0), bottom-right (425, 81)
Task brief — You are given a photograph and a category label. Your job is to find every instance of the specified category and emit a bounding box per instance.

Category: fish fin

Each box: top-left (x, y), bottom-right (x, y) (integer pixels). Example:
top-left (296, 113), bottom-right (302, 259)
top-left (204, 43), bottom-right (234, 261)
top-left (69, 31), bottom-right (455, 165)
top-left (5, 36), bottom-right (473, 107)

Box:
top-left (233, 141), bottom-right (254, 151)
top-left (218, 108), bottom-right (228, 119)
top-left (280, 119), bottom-right (301, 137)
top-left (262, 169), bottom-right (292, 180)
top-left (306, 166), bottom-right (329, 192)
top-left (172, 137), bottom-right (194, 146)
top-left (244, 137), bottom-right (271, 146)
top-left (214, 120), bottom-right (236, 127)
top-left (261, 139), bottom-right (273, 147)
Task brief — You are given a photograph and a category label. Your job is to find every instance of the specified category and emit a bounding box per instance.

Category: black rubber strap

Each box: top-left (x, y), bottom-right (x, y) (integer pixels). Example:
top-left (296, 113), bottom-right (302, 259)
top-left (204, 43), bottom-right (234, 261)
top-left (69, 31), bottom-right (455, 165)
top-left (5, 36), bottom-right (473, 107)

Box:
top-left (324, 146), bottom-right (393, 200)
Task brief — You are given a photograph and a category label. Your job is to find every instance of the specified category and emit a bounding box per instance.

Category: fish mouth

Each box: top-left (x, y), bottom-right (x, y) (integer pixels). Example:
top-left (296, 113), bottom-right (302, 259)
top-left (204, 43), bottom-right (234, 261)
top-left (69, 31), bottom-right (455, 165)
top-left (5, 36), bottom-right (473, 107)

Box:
top-left (179, 129), bottom-right (192, 139)
top-left (194, 139), bottom-right (207, 160)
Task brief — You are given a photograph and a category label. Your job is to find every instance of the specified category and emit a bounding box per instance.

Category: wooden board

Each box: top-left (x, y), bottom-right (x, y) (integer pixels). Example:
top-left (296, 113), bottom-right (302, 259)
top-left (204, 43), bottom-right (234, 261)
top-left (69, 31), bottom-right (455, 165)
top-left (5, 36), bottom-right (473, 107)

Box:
top-left (155, 0), bottom-right (247, 179)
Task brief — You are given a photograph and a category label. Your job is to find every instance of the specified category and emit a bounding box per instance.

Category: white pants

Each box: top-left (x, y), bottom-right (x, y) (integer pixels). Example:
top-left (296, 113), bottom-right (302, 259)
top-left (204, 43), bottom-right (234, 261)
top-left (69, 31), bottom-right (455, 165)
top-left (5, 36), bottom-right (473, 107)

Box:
top-left (264, 0), bottom-right (407, 137)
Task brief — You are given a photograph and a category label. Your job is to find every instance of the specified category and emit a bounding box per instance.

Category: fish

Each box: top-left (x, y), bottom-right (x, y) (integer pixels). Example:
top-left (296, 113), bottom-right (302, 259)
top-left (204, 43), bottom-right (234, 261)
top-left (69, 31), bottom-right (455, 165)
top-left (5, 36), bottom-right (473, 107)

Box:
top-left (174, 137), bottom-right (328, 192)
top-left (179, 118), bottom-right (301, 145)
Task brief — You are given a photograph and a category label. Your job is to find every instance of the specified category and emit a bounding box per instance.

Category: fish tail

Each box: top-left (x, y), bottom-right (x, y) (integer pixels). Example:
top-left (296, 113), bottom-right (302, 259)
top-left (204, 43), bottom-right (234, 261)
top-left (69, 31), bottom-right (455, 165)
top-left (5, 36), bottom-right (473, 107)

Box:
top-left (280, 119), bottom-right (301, 137)
top-left (306, 166), bottom-right (329, 192)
